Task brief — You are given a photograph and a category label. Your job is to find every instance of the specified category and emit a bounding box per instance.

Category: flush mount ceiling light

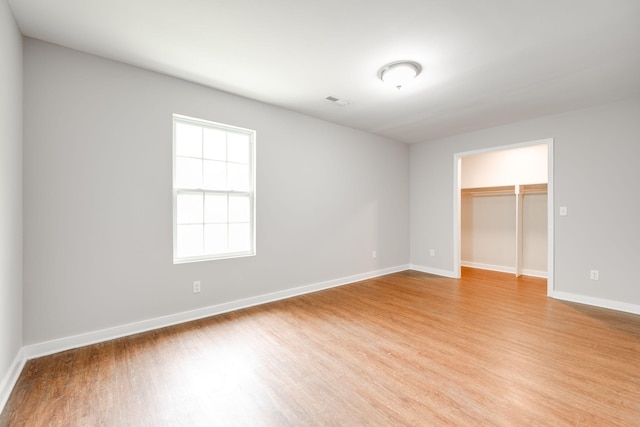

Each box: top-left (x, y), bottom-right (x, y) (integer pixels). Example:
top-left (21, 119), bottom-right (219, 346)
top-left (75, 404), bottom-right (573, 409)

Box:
top-left (378, 61), bottom-right (422, 90)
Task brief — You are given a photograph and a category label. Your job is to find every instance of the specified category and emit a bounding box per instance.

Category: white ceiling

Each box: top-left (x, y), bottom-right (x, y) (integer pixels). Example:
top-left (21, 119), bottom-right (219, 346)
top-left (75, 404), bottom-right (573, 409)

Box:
top-left (8, 0), bottom-right (640, 143)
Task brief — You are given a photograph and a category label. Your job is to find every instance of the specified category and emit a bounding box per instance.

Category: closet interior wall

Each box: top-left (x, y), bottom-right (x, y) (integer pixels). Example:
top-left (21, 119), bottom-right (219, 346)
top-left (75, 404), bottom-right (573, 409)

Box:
top-left (461, 184), bottom-right (547, 277)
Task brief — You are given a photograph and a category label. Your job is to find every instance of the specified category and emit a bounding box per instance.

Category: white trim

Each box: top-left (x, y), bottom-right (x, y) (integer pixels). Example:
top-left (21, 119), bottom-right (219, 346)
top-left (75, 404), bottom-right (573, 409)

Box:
top-left (23, 265), bottom-right (409, 360)
top-left (551, 291), bottom-right (640, 316)
top-left (0, 348), bottom-right (26, 413)
top-left (453, 138), bottom-right (554, 290)
top-left (546, 139), bottom-right (554, 295)
top-left (452, 156), bottom-right (462, 278)
top-left (521, 269), bottom-right (547, 279)
top-left (461, 261), bottom-right (547, 278)
top-left (409, 264), bottom-right (457, 278)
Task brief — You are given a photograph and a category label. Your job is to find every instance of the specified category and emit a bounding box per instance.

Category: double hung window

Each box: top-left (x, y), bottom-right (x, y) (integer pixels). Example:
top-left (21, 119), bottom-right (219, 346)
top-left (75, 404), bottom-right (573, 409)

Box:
top-left (173, 115), bottom-right (255, 263)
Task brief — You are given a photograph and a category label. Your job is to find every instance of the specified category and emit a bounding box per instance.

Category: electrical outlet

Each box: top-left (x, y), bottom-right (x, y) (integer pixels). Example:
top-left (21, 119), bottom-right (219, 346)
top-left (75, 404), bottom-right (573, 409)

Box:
top-left (372, 250), bottom-right (377, 259)
top-left (193, 280), bottom-right (201, 293)
top-left (560, 207), bottom-right (568, 216)
top-left (590, 270), bottom-right (599, 281)
top-left (430, 249), bottom-right (436, 257)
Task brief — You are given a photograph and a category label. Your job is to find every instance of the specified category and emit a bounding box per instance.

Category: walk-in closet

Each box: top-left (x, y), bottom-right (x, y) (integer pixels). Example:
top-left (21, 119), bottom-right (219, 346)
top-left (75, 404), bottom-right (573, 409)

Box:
top-left (460, 144), bottom-right (548, 277)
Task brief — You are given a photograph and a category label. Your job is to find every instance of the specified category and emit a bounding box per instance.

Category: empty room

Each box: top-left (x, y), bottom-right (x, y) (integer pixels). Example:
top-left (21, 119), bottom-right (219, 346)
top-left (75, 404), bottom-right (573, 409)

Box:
top-left (1, 0), bottom-right (640, 425)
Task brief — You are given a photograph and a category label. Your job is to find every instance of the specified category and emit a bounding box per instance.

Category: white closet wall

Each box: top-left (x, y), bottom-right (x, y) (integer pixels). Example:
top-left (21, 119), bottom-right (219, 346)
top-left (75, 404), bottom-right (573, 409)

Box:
top-left (461, 145), bottom-right (548, 188)
top-left (522, 192), bottom-right (547, 274)
top-left (462, 193), bottom-right (516, 270)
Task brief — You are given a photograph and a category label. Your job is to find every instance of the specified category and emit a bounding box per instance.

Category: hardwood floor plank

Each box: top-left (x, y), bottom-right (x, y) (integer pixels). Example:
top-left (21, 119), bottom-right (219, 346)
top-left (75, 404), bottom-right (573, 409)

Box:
top-left (2, 268), bottom-right (639, 426)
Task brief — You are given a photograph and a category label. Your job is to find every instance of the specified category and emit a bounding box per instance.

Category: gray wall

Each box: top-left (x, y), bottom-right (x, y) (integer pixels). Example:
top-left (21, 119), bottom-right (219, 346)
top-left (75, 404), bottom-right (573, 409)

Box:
top-left (0, 0), bottom-right (23, 393)
top-left (411, 97), bottom-right (640, 305)
top-left (23, 39), bottom-right (410, 345)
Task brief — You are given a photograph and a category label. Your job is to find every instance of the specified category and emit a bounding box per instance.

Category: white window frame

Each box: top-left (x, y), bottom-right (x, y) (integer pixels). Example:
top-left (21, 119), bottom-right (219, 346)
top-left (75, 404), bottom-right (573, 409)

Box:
top-left (173, 114), bottom-right (256, 263)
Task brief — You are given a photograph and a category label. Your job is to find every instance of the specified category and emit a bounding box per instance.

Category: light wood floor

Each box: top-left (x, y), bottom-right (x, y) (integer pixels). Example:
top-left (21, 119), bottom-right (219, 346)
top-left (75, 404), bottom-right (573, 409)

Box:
top-left (2, 268), bottom-right (640, 426)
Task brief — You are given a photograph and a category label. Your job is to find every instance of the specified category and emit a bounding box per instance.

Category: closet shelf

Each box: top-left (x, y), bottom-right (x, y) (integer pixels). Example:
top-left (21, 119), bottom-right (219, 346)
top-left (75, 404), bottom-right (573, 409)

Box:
top-left (461, 183), bottom-right (547, 196)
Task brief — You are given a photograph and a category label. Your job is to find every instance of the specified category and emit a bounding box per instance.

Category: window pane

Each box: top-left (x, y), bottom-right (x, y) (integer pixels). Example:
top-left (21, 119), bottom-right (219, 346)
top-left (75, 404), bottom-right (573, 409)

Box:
top-left (176, 157), bottom-right (202, 188)
top-left (205, 224), bottom-right (228, 254)
top-left (229, 195), bottom-right (250, 223)
top-left (228, 132), bottom-right (250, 164)
top-left (174, 115), bottom-right (255, 263)
top-left (229, 223), bottom-right (250, 252)
top-left (228, 163), bottom-right (249, 191)
top-left (177, 224), bottom-right (203, 257)
top-left (203, 160), bottom-right (227, 190)
top-left (177, 193), bottom-right (203, 224)
top-left (175, 123), bottom-right (202, 158)
top-left (203, 128), bottom-right (226, 160)
top-left (205, 193), bottom-right (227, 223)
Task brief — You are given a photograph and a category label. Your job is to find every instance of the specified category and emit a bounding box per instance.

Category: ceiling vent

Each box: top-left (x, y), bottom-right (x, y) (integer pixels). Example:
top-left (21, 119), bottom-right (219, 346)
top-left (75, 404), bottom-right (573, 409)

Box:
top-left (325, 96), bottom-right (350, 107)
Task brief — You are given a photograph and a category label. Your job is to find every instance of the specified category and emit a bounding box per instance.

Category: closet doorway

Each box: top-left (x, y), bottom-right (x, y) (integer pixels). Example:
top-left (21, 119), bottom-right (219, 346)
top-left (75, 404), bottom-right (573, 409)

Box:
top-left (453, 139), bottom-right (554, 295)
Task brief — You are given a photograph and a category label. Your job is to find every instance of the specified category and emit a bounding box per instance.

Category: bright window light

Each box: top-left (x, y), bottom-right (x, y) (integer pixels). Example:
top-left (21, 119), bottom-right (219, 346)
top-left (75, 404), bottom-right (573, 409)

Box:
top-left (173, 115), bottom-right (256, 263)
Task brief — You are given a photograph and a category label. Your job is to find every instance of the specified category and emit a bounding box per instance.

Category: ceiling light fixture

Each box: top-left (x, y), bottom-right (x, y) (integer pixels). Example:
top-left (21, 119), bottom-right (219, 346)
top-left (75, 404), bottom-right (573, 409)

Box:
top-left (378, 61), bottom-right (422, 90)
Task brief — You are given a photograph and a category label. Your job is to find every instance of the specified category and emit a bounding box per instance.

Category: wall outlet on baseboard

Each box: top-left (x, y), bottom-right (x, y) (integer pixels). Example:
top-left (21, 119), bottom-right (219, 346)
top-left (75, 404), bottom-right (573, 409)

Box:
top-left (372, 250), bottom-right (377, 259)
top-left (193, 280), bottom-right (201, 293)
top-left (430, 249), bottom-right (436, 257)
top-left (590, 270), bottom-right (599, 281)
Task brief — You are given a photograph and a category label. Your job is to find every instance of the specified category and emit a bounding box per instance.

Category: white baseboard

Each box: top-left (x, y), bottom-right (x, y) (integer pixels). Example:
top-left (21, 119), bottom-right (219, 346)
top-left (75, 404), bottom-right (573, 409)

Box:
top-left (23, 264), bottom-right (410, 360)
top-left (409, 264), bottom-right (457, 278)
top-left (521, 269), bottom-right (547, 279)
top-left (0, 348), bottom-right (26, 414)
top-left (461, 261), bottom-right (547, 278)
top-left (550, 291), bottom-right (640, 316)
